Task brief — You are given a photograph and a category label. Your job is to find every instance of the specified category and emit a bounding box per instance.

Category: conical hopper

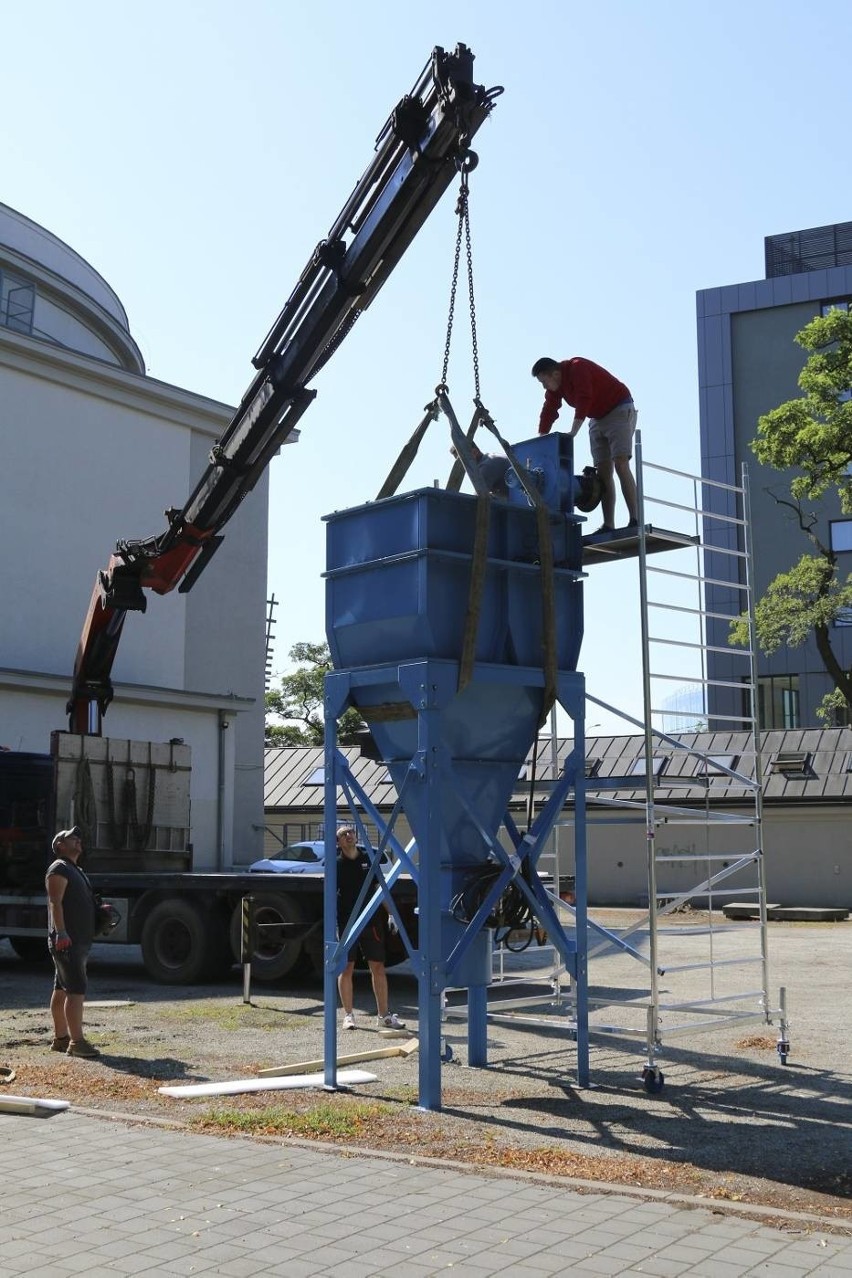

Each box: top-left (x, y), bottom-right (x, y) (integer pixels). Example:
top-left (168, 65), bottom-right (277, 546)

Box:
top-left (324, 484), bottom-right (585, 891)
top-left (355, 670), bottom-right (544, 877)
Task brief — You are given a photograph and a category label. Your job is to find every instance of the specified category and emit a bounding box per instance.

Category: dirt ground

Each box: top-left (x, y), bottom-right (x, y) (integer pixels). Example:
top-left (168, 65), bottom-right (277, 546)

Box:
top-left (2, 909), bottom-right (850, 1227)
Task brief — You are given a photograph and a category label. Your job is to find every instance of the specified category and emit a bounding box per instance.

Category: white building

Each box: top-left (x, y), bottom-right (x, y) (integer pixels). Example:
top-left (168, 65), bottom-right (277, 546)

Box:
top-left (0, 202), bottom-right (268, 867)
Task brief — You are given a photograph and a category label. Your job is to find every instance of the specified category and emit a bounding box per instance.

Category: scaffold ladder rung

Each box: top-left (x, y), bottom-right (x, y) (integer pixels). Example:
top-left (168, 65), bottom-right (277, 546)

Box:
top-left (660, 990), bottom-right (768, 1012)
top-left (657, 887), bottom-right (759, 899)
top-left (648, 635), bottom-right (753, 657)
top-left (655, 853), bottom-right (758, 863)
top-left (647, 564), bottom-right (749, 590)
top-left (657, 1012), bottom-right (767, 1038)
top-left (659, 955), bottom-right (763, 974)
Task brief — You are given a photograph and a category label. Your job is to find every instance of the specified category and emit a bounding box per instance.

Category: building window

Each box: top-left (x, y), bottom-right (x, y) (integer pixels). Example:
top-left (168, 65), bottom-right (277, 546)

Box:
top-left (627, 756), bottom-right (667, 778)
top-left (756, 676), bottom-right (800, 730)
top-left (830, 520), bottom-right (852, 554)
top-left (703, 754), bottom-right (739, 775)
top-left (301, 767), bottom-right (325, 786)
top-left (0, 271), bottom-right (36, 335)
top-left (768, 750), bottom-right (811, 776)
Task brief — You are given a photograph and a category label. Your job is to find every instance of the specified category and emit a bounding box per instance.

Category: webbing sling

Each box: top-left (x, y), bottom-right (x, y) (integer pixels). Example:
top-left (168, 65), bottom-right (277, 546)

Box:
top-left (375, 399), bottom-right (441, 500)
top-left (445, 402), bottom-right (490, 492)
top-left (438, 392), bottom-right (494, 692)
top-left (375, 399), bottom-right (491, 502)
top-left (469, 402), bottom-right (559, 726)
top-left (458, 494), bottom-right (492, 691)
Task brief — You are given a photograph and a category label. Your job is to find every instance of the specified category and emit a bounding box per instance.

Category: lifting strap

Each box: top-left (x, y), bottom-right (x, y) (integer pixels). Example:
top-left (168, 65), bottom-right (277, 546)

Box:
top-left (470, 403), bottom-right (559, 726)
top-left (375, 398), bottom-right (441, 501)
top-left (445, 401), bottom-right (491, 492)
top-left (438, 392), bottom-right (492, 693)
top-left (459, 493), bottom-right (491, 690)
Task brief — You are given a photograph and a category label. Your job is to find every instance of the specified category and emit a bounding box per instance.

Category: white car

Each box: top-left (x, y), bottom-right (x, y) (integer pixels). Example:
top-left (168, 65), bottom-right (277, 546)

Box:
top-left (249, 841), bottom-right (327, 874)
top-left (249, 841), bottom-right (393, 875)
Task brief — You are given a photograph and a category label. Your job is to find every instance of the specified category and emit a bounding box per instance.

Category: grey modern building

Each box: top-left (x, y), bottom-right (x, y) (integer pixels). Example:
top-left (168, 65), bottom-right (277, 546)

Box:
top-left (697, 220), bottom-right (852, 730)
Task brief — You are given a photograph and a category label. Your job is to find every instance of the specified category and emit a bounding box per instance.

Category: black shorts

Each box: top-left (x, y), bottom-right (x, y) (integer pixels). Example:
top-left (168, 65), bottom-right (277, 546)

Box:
top-left (346, 920), bottom-right (386, 965)
top-left (51, 943), bottom-right (91, 996)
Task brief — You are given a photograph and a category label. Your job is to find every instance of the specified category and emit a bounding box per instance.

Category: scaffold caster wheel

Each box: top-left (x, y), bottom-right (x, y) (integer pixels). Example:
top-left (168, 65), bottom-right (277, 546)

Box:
top-left (441, 1041), bottom-right (454, 1063)
top-left (642, 1066), bottom-right (664, 1095)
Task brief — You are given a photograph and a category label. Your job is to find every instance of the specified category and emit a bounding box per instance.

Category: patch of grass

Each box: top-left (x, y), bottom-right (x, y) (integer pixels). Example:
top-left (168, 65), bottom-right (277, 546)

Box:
top-left (191, 1098), bottom-right (393, 1139)
top-left (382, 1084), bottom-right (419, 1105)
top-left (162, 1002), bottom-right (299, 1031)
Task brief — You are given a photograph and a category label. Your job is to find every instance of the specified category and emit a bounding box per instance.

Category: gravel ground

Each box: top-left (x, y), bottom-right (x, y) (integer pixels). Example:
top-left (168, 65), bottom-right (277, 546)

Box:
top-left (1, 910), bottom-right (850, 1223)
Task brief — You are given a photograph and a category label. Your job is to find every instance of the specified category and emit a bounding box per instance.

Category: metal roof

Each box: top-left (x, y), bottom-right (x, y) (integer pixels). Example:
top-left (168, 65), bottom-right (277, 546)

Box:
top-left (265, 728), bottom-right (852, 811)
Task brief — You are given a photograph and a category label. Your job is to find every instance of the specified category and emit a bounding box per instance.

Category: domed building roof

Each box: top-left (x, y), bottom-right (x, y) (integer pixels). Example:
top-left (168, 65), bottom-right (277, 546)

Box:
top-left (0, 202), bottom-right (145, 373)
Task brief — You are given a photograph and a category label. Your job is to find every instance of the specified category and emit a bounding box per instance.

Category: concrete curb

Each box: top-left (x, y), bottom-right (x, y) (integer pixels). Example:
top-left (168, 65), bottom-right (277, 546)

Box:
top-left (69, 1103), bottom-right (852, 1236)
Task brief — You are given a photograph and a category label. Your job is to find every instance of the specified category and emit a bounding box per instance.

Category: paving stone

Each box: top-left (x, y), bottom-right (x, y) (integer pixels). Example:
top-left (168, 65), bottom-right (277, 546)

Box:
top-left (1, 1110), bottom-right (849, 1278)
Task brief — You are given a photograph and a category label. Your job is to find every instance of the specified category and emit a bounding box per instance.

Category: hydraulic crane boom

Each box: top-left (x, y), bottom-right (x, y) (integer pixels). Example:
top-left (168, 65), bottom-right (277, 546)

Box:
top-left (69, 44), bottom-right (501, 734)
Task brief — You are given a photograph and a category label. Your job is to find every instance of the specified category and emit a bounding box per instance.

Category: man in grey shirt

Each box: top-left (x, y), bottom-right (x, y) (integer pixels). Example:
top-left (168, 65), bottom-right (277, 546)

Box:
top-left (46, 825), bottom-right (99, 1058)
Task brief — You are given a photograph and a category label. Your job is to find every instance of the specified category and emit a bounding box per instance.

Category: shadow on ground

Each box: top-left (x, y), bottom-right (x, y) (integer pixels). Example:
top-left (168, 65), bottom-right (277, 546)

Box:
top-left (439, 1028), bottom-right (852, 1200)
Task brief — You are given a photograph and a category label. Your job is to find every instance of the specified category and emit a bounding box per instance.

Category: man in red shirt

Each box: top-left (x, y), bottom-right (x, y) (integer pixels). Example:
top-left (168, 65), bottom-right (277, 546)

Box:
top-left (532, 356), bottom-right (638, 532)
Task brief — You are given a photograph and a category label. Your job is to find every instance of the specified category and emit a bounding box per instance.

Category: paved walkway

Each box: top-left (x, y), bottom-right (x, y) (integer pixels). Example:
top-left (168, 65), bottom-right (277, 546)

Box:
top-left (0, 1110), bottom-right (850, 1276)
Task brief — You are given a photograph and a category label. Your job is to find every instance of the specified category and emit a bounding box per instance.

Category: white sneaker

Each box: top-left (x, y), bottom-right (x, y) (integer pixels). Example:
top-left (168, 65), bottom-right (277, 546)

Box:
top-left (342, 1012), bottom-right (356, 1031)
top-left (377, 1012), bottom-right (406, 1029)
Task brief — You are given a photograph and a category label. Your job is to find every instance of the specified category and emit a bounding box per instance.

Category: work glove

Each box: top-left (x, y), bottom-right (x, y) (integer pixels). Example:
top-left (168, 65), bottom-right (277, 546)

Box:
top-left (387, 914), bottom-right (399, 937)
top-left (54, 930), bottom-right (72, 952)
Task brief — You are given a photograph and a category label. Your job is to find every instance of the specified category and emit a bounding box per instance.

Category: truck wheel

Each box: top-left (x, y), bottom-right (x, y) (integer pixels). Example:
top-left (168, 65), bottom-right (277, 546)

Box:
top-left (9, 936), bottom-right (51, 966)
top-left (229, 892), bottom-right (306, 982)
top-left (141, 899), bottom-right (229, 984)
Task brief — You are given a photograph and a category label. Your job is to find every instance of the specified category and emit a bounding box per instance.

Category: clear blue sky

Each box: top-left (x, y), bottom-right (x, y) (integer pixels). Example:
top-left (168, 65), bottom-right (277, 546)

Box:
top-left (5, 1), bottom-right (852, 733)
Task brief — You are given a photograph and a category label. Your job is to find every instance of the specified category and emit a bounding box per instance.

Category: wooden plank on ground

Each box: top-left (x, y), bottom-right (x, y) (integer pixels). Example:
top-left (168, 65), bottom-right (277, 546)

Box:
top-left (0, 1095), bottom-right (70, 1117)
top-left (158, 1068), bottom-right (376, 1099)
top-left (258, 1038), bottom-right (419, 1077)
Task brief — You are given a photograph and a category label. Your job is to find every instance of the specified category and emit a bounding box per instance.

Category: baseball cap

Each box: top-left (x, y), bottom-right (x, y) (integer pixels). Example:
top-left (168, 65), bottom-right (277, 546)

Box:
top-left (52, 826), bottom-right (83, 852)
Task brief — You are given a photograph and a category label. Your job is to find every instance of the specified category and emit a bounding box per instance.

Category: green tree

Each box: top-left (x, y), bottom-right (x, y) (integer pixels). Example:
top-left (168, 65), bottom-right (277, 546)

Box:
top-left (729, 308), bottom-right (852, 722)
top-left (265, 641), bottom-right (367, 746)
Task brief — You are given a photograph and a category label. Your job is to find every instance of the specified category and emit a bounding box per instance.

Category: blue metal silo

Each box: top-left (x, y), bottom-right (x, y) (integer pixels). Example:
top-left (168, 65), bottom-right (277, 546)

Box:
top-left (322, 432), bottom-right (590, 1109)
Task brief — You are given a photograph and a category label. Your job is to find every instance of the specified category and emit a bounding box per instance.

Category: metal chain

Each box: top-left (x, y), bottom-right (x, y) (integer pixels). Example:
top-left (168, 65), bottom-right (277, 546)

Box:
top-left (439, 172), bottom-right (467, 391)
top-left (463, 186), bottom-right (481, 402)
top-left (439, 162), bottom-right (482, 400)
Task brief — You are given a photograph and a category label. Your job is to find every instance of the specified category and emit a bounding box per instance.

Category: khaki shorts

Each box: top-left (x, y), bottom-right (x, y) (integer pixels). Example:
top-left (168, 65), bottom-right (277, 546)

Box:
top-left (51, 943), bottom-right (91, 996)
top-left (589, 402), bottom-right (637, 463)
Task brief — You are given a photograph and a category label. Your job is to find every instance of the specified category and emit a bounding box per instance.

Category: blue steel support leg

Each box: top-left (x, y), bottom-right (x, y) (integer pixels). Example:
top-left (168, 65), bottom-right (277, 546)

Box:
top-left (468, 985), bottom-right (488, 1066)
top-left (418, 731), bottom-right (447, 1109)
top-left (416, 731), bottom-right (443, 1111)
top-left (569, 681), bottom-right (589, 1088)
top-left (323, 673), bottom-right (350, 1090)
top-left (550, 674), bottom-right (589, 1088)
top-left (398, 661), bottom-right (455, 1112)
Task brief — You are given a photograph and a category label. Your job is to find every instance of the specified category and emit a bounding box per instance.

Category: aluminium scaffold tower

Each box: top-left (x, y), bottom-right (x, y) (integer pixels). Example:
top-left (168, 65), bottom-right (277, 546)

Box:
top-left (480, 432), bottom-right (790, 1091)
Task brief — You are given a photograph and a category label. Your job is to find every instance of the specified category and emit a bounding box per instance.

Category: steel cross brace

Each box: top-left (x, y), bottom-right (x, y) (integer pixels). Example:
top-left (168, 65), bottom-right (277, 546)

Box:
top-left (323, 660), bottom-right (591, 1101)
